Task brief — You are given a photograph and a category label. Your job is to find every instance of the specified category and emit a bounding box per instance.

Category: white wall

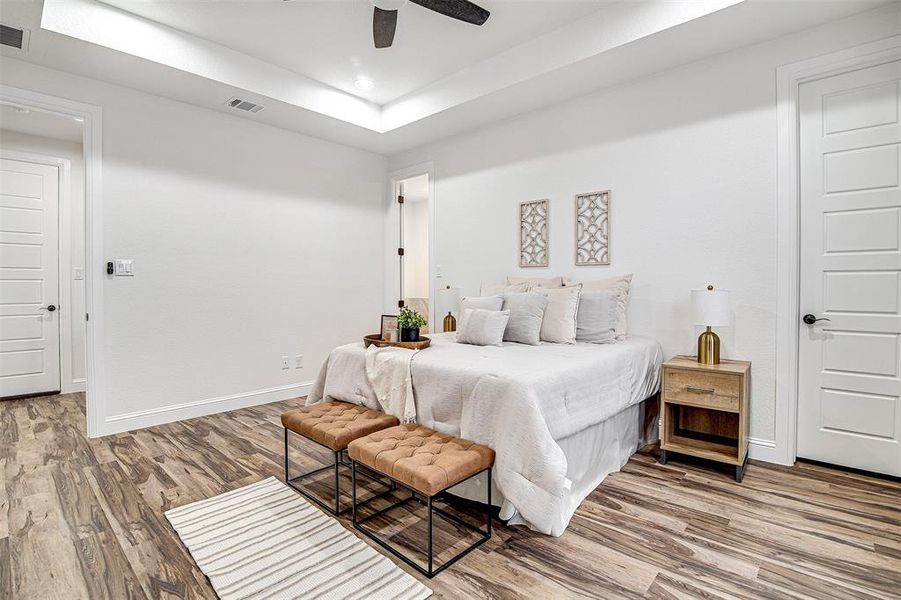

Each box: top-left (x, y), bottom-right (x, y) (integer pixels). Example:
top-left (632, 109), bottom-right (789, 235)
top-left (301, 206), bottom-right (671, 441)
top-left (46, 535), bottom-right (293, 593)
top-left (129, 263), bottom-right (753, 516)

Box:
top-left (1, 58), bottom-right (387, 434)
top-left (0, 129), bottom-right (86, 391)
top-left (389, 5), bottom-right (901, 458)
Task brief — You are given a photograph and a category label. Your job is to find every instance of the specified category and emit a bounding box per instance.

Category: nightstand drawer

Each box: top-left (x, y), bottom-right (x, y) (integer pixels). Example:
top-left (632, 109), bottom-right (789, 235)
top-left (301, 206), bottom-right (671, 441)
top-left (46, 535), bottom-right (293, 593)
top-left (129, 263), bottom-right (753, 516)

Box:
top-left (664, 369), bottom-right (740, 412)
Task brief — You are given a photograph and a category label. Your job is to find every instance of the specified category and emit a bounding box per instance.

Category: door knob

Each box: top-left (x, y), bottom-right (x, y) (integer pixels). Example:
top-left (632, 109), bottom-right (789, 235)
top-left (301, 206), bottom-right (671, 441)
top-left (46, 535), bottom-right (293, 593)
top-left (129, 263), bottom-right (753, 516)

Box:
top-left (802, 313), bottom-right (829, 325)
top-left (39, 305), bottom-right (57, 312)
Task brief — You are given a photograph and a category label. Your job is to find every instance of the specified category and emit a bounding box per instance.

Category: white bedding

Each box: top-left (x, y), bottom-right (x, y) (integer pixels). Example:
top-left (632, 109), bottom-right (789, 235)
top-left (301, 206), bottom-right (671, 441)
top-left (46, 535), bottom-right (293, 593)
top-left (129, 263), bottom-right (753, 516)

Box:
top-left (306, 333), bottom-right (662, 536)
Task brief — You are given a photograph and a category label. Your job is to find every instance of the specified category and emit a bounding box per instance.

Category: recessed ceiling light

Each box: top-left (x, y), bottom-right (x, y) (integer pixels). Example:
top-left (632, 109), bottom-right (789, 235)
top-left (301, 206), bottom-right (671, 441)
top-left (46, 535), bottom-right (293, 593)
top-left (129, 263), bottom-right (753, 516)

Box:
top-left (354, 77), bottom-right (375, 92)
top-left (72, 116), bottom-right (85, 123)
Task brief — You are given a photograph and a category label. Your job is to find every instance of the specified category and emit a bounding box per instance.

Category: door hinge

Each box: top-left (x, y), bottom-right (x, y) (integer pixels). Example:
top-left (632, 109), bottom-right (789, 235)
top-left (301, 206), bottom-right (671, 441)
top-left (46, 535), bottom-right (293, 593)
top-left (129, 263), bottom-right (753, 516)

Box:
top-left (398, 300), bottom-right (405, 308)
top-left (397, 247), bottom-right (404, 256)
top-left (86, 313), bottom-right (89, 321)
top-left (397, 195), bottom-right (404, 204)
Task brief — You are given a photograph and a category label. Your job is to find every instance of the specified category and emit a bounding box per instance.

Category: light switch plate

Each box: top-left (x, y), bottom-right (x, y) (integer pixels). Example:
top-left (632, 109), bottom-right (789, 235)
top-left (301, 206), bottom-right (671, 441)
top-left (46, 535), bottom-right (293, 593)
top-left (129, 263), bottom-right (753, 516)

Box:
top-left (114, 259), bottom-right (134, 276)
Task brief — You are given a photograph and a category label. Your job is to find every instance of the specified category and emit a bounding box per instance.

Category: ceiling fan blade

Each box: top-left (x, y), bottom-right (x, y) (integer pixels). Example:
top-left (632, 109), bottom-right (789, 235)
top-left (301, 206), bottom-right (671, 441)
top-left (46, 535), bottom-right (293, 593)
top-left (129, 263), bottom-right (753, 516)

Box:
top-left (373, 7), bottom-right (398, 48)
top-left (410, 0), bottom-right (489, 26)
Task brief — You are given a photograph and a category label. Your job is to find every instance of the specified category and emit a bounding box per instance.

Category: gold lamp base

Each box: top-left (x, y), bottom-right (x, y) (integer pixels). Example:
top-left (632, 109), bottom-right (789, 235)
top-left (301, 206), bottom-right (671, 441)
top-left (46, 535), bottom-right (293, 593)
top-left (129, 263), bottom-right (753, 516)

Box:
top-left (443, 311), bottom-right (457, 333)
top-left (697, 326), bottom-right (721, 365)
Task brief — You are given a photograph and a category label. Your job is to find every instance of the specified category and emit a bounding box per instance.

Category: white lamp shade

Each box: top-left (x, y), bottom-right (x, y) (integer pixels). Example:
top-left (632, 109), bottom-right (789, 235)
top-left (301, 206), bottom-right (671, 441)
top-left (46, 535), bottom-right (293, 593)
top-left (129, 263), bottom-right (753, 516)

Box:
top-left (436, 286), bottom-right (460, 316)
top-left (691, 288), bottom-right (730, 327)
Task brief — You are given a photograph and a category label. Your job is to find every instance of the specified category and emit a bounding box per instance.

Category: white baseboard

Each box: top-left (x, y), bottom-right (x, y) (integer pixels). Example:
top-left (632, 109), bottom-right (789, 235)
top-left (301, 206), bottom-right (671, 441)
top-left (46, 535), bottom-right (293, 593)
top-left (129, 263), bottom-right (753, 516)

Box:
top-left (748, 437), bottom-right (790, 465)
top-left (102, 381), bottom-right (313, 436)
top-left (65, 378), bottom-right (87, 394)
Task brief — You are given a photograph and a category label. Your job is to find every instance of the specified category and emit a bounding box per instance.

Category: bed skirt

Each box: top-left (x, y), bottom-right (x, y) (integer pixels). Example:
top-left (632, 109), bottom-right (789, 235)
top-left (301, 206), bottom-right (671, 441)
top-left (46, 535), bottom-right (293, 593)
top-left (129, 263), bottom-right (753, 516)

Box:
top-left (447, 394), bottom-right (659, 531)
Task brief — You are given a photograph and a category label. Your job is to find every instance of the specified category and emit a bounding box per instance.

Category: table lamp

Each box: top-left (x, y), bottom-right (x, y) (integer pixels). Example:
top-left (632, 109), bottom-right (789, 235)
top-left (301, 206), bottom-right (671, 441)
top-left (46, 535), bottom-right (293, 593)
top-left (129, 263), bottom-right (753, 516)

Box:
top-left (436, 285), bottom-right (460, 332)
top-left (691, 284), bottom-right (730, 365)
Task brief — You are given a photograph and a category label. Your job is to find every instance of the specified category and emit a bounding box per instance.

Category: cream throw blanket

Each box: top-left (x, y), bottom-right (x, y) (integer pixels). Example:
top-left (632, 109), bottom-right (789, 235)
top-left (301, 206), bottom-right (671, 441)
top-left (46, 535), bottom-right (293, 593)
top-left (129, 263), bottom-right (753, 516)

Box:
top-left (364, 345), bottom-right (418, 423)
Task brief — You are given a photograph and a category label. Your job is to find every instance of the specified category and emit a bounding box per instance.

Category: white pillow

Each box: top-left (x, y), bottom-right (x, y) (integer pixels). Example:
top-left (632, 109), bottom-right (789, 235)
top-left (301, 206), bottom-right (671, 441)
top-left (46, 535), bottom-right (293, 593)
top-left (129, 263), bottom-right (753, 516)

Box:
top-left (457, 309), bottom-right (510, 347)
top-left (461, 295), bottom-right (504, 313)
top-left (506, 276), bottom-right (564, 289)
top-left (576, 290), bottom-right (618, 344)
top-left (480, 281), bottom-right (530, 296)
top-left (502, 292), bottom-right (547, 346)
top-left (537, 286), bottom-right (581, 344)
top-left (565, 274), bottom-right (631, 339)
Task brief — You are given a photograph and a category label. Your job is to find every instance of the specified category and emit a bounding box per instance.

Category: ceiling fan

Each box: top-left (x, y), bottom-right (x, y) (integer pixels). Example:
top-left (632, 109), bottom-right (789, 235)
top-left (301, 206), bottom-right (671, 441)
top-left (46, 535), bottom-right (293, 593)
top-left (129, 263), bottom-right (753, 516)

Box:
top-left (285, 0), bottom-right (490, 49)
top-left (369, 0), bottom-right (490, 48)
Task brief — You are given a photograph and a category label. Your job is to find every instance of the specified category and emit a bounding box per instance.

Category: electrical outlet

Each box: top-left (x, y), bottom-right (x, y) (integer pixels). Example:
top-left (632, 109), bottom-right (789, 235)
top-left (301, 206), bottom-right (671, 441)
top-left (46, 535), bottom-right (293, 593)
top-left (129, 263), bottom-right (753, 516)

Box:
top-left (281, 356), bottom-right (289, 370)
top-left (295, 354), bottom-right (303, 369)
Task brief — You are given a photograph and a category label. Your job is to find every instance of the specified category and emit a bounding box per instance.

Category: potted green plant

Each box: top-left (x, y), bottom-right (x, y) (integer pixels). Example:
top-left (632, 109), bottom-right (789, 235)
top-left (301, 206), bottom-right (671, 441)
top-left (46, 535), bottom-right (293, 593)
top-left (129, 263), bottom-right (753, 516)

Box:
top-left (397, 307), bottom-right (427, 342)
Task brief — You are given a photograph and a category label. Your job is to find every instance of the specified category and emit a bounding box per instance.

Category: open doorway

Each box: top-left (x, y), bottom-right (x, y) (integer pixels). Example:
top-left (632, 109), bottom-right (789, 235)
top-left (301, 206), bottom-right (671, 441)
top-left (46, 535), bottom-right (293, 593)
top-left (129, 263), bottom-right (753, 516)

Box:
top-left (393, 172), bottom-right (432, 330)
top-left (0, 103), bottom-right (87, 405)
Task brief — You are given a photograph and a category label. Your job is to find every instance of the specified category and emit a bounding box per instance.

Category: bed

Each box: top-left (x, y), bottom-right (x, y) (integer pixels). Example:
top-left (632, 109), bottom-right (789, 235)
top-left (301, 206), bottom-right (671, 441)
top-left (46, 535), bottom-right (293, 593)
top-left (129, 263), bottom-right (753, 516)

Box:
top-left (306, 332), bottom-right (663, 536)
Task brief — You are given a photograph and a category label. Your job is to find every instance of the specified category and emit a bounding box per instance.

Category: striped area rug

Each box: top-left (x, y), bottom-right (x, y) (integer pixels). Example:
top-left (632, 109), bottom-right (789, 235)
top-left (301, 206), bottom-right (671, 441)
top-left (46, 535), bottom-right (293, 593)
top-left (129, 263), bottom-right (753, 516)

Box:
top-left (165, 477), bottom-right (432, 600)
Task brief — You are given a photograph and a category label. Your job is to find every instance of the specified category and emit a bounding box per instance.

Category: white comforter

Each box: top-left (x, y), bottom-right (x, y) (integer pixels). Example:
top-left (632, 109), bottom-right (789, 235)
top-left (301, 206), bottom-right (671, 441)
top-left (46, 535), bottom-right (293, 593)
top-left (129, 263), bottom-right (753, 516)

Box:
top-left (306, 333), bottom-right (662, 536)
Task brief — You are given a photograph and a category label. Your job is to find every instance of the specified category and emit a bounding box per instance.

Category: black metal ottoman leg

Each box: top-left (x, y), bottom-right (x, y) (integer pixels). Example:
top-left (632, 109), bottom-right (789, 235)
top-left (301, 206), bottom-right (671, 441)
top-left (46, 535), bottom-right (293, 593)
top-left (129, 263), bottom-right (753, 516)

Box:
top-left (284, 428), bottom-right (289, 481)
top-left (351, 460), bottom-right (358, 525)
top-left (486, 467), bottom-right (492, 536)
top-left (427, 495), bottom-right (434, 577)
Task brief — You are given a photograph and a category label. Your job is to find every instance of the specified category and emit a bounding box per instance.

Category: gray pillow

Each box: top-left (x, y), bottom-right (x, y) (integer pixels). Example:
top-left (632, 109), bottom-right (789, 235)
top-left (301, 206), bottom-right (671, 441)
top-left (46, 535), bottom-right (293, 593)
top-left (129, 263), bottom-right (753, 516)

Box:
top-left (461, 295), bottom-right (503, 313)
top-left (457, 309), bottom-right (510, 347)
top-left (576, 290), bottom-right (618, 344)
top-left (502, 292), bottom-right (547, 345)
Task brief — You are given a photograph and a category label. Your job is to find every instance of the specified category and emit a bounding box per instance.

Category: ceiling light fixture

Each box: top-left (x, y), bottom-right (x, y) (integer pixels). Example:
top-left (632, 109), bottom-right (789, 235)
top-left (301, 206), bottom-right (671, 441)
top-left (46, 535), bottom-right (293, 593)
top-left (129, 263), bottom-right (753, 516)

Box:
top-left (370, 0), bottom-right (407, 10)
top-left (354, 77), bottom-right (375, 92)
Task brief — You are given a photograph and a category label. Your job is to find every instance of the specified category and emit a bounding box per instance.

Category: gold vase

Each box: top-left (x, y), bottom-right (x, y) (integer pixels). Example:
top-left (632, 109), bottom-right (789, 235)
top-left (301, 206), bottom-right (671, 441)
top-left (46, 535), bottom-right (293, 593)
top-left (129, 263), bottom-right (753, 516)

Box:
top-left (697, 326), bottom-right (720, 365)
top-left (443, 311), bottom-right (457, 333)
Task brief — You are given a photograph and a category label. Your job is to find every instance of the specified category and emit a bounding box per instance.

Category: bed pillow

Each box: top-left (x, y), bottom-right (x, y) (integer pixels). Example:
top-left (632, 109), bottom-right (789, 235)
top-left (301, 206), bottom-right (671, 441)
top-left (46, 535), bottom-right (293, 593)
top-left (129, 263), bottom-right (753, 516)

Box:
top-left (506, 276), bottom-right (564, 289)
top-left (565, 274), bottom-right (632, 339)
top-left (537, 286), bottom-right (581, 344)
top-left (457, 309), bottom-right (510, 347)
top-left (576, 289), bottom-right (619, 344)
top-left (461, 295), bottom-right (504, 313)
top-left (480, 281), bottom-right (530, 296)
top-left (502, 292), bottom-right (547, 345)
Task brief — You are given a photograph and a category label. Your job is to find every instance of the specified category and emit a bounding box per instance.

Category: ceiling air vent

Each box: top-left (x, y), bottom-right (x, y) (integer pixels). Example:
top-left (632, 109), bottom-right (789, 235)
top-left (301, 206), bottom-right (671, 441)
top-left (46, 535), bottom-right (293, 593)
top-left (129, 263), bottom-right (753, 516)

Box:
top-left (0, 24), bottom-right (29, 52)
top-left (226, 97), bottom-right (263, 113)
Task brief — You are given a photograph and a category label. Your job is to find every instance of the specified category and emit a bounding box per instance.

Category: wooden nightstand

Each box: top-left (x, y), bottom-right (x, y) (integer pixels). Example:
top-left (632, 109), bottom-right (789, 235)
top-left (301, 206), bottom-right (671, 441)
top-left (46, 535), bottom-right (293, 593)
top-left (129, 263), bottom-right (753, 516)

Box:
top-left (659, 355), bottom-right (751, 481)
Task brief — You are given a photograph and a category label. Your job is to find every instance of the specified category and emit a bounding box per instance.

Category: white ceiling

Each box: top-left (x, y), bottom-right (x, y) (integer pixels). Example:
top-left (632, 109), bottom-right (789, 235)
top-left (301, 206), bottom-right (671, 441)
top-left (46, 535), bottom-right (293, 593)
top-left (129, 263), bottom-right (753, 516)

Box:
top-left (100, 0), bottom-right (611, 105)
top-left (0, 0), bottom-right (892, 154)
top-left (0, 103), bottom-right (84, 142)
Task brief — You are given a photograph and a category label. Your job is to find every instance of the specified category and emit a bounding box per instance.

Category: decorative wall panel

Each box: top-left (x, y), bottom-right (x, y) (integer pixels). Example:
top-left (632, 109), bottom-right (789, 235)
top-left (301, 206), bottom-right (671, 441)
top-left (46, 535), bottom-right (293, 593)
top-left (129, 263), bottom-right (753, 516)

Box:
top-left (575, 190), bottom-right (610, 266)
top-left (520, 199), bottom-right (549, 268)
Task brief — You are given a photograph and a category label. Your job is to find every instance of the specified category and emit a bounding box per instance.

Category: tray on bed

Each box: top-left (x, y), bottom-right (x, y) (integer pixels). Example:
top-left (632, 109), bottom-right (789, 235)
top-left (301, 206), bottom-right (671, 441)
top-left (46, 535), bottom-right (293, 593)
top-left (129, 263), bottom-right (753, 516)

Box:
top-left (363, 334), bottom-right (431, 350)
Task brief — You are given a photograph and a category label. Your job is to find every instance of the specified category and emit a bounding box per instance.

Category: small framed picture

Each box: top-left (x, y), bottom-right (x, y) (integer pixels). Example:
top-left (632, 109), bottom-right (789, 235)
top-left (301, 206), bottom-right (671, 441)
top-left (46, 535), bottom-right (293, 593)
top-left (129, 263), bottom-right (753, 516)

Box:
top-left (380, 314), bottom-right (399, 342)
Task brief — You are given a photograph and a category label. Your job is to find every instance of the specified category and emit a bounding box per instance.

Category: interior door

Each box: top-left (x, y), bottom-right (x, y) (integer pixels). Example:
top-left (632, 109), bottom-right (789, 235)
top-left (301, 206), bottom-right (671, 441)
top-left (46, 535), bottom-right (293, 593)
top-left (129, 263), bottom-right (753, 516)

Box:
top-left (797, 60), bottom-right (901, 476)
top-left (0, 157), bottom-right (61, 398)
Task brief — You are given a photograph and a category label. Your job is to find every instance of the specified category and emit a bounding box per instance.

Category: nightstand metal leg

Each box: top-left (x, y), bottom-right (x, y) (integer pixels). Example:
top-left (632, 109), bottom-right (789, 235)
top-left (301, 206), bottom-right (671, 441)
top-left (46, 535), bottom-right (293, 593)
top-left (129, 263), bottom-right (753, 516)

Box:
top-left (659, 450), bottom-right (668, 465)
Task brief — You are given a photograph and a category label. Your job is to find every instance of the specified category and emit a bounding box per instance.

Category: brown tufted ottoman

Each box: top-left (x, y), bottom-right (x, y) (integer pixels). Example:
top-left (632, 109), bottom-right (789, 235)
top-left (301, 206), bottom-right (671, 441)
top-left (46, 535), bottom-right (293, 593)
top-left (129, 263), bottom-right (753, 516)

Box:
top-left (348, 424), bottom-right (495, 578)
top-left (281, 401), bottom-right (399, 515)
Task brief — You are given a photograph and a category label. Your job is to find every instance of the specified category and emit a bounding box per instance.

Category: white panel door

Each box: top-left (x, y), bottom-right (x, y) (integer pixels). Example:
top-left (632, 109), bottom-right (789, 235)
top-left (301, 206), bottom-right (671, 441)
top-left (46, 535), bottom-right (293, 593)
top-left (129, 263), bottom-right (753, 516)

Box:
top-left (0, 158), bottom-right (61, 398)
top-left (798, 61), bottom-right (901, 476)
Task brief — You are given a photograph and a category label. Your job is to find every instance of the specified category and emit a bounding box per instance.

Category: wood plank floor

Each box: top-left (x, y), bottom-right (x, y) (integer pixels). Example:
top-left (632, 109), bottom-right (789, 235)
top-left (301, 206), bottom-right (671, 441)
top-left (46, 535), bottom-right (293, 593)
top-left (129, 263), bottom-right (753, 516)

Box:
top-left (1, 392), bottom-right (899, 599)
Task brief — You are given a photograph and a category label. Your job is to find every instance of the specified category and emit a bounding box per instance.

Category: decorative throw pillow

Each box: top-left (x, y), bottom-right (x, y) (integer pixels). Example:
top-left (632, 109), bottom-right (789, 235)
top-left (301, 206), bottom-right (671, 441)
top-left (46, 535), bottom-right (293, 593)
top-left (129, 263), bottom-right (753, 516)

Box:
top-left (506, 276), bottom-right (564, 289)
top-left (576, 290), bottom-right (618, 344)
top-left (457, 309), bottom-right (510, 347)
top-left (480, 281), bottom-right (530, 296)
top-left (565, 274), bottom-right (632, 339)
top-left (537, 286), bottom-right (581, 344)
top-left (461, 295), bottom-right (504, 313)
top-left (502, 292), bottom-right (547, 345)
